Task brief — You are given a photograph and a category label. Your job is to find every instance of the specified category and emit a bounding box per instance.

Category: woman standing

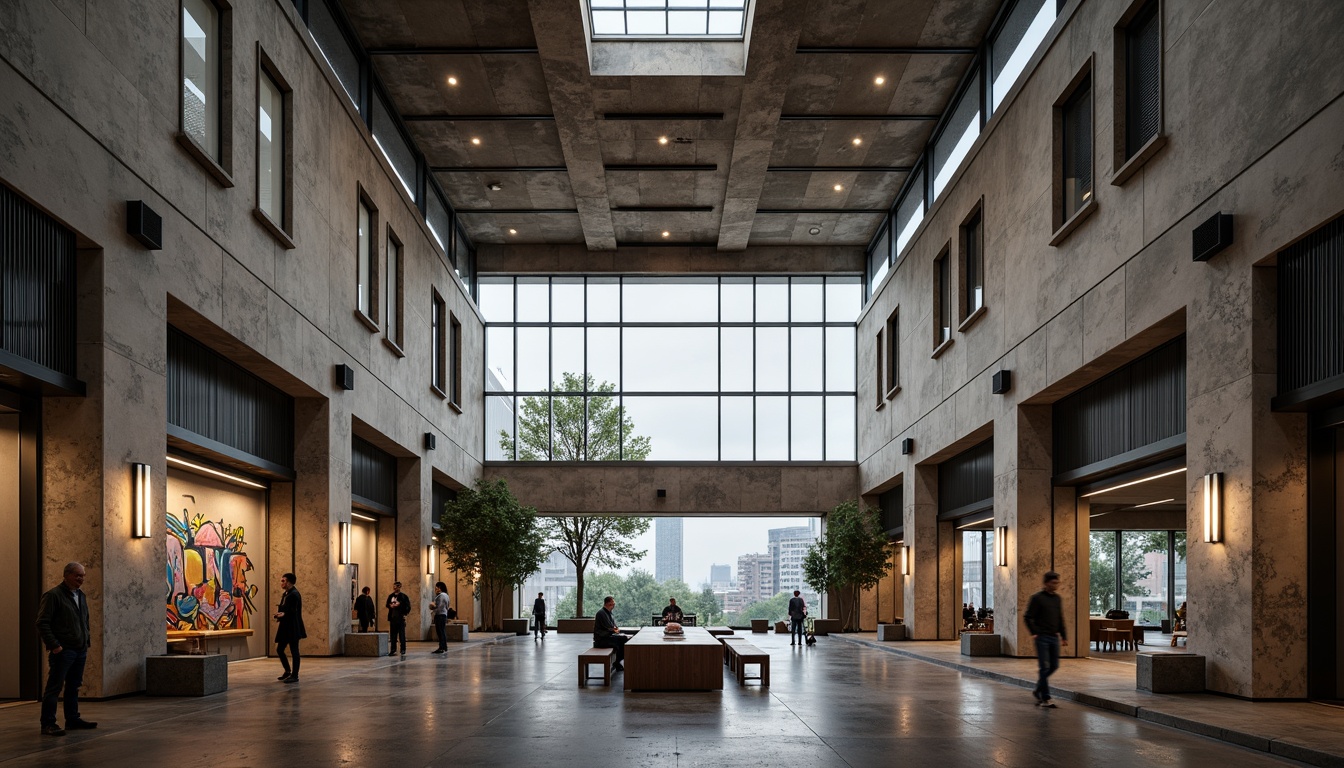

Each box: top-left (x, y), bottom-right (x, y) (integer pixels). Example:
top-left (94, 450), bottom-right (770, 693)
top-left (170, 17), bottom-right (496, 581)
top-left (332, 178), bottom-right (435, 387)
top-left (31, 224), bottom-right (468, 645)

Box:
top-left (431, 582), bottom-right (451, 654)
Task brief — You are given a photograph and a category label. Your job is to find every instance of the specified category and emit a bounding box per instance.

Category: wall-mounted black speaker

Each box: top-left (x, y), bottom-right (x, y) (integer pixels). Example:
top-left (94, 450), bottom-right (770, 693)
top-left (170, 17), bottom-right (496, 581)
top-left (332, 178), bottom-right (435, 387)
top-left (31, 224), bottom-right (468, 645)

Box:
top-left (1192, 212), bottom-right (1233, 262)
top-left (992, 370), bottom-right (1012, 395)
top-left (335, 364), bottom-right (355, 391)
top-left (126, 200), bottom-right (163, 250)
top-left (901, 438), bottom-right (914, 455)
top-left (656, 489), bottom-right (667, 498)
top-left (424, 433), bottom-right (436, 450)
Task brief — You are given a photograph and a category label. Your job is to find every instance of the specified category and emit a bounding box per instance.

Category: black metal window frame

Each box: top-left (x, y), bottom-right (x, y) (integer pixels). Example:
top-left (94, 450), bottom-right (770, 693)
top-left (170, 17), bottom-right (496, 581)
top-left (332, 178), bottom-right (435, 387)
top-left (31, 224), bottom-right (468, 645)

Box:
top-left (431, 288), bottom-right (447, 396)
top-left (885, 308), bottom-right (899, 396)
top-left (1089, 528), bottom-right (1186, 627)
top-left (1121, 0), bottom-right (1162, 160)
top-left (960, 206), bottom-right (984, 321)
top-left (1059, 72), bottom-right (1094, 224)
top-left (481, 275), bottom-right (860, 462)
top-left (587, 0), bottom-right (750, 40)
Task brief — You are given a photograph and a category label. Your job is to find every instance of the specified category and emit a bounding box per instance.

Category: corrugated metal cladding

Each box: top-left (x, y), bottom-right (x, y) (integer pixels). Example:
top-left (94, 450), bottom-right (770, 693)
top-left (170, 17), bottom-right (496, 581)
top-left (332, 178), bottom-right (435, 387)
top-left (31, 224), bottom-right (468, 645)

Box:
top-left (878, 485), bottom-right (903, 535)
top-left (1126, 0), bottom-right (1161, 157)
top-left (1053, 337), bottom-right (1186, 475)
top-left (431, 482), bottom-right (457, 527)
top-left (352, 436), bottom-right (396, 511)
top-left (939, 439), bottom-right (994, 515)
top-left (1279, 214), bottom-right (1343, 395)
top-left (168, 327), bottom-right (294, 468)
top-left (0, 185), bottom-right (77, 377)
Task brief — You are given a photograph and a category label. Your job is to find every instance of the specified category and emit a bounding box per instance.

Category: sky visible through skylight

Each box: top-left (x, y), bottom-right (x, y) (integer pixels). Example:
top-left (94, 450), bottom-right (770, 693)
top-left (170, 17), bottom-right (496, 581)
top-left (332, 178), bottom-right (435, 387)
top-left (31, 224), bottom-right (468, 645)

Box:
top-left (589, 0), bottom-right (749, 38)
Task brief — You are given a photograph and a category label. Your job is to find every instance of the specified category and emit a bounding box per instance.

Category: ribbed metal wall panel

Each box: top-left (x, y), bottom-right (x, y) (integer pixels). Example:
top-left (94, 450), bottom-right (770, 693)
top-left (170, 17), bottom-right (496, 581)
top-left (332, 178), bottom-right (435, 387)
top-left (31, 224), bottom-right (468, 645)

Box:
top-left (352, 435), bottom-right (396, 510)
top-left (1279, 215), bottom-right (1344, 394)
top-left (1126, 0), bottom-right (1161, 157)
top-left (1053, 337), bottom-right (1185, 475)
top-left (167, 327), bottom-right (294, 468)
top-left (431, 482), bottom-right (457, 527)
top-left (879, 485), bottom-right (903, 534)
top-left (0, 185), bottom-right (77, 376)
top-left (939, 439), bottom-right (994, 514)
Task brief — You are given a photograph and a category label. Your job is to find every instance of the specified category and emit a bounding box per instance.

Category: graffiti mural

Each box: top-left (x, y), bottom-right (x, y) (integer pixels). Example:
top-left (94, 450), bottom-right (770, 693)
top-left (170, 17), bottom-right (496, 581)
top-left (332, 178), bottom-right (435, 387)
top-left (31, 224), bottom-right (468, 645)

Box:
top-left (166, 510), bottom-right (258, 631)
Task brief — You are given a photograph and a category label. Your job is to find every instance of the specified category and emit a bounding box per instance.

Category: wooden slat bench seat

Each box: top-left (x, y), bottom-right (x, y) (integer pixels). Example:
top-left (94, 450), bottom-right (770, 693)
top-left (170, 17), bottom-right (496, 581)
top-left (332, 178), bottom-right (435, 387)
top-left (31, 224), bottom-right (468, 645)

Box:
top-left (727, 642), bottom-right (770, 687)
top-left (721, 636), bottom-right (748, 667)
top-left (578, 647), bottom-right (614, 688)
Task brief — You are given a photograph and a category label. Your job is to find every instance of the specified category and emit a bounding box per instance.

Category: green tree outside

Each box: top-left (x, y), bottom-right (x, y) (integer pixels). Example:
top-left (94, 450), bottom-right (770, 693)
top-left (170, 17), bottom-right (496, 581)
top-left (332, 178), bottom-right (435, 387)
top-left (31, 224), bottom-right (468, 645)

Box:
top-left (802, 500), bottom-right (892, 631)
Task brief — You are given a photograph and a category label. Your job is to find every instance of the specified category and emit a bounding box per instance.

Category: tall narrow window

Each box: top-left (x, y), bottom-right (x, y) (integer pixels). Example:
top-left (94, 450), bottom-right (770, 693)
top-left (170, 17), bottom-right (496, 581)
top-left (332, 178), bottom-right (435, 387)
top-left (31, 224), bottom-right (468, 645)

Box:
top-left (1061, 79), bottom-right (1093, 223)
top-left (384, 231), bottom-right (402, 349)
top-left (934, 250), bottom-right (952, 349)
top-left (1125, 1), bottom-right (1160, 156)
top-left (432, 290), bottom-right (447, 395)
top-left (961, 209), bottom-right (984, 321)
top-left (885, 310), bottom-right (900, 396)
top-left (356, 196), bottom-right (376, 321)
top-left (449, 313), bottom-right (463, 408)
top-left (182, 0), bottom-right (221, 160)
top-left (257, 65), bottom-right (286, 229)
top-left (875, 330), bottom-right (884, 408)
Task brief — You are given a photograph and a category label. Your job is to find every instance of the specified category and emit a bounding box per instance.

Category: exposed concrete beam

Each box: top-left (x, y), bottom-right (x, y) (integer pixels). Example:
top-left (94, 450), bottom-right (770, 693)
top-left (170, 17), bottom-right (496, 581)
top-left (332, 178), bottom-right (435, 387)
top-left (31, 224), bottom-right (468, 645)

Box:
top-left (365, 46), bottom-right (540, 55)
top-left (527, 0), bottom-right (617, 250)
top-left (716, 0), bottom-right (806, 251)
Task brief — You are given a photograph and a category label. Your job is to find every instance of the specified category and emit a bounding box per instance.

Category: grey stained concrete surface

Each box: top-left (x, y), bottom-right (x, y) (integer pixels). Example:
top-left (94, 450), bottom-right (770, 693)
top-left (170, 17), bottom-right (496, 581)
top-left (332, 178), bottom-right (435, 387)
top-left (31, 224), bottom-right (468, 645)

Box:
top-left (0, 632), bottom-right (1315, 767)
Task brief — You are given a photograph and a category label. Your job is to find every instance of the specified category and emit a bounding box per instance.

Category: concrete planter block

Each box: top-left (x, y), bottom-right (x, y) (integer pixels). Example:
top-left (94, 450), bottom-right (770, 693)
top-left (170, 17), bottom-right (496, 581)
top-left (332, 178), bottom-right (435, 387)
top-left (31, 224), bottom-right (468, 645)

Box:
top-left (812, 619), bottom-right (842, 636)
top-left (146, 654), bottom-right (228, 697)
top-left (750, 619), bottom-right (768, 633)
top-left (502, 618), bottom-right (529, 636)
top-left (960, 633), bottom-right (1001, 656)
top-left (345, 633), bottom-right (389, 656)
top-left (774, 621), bottom-right (788, 633)
top-left (558, 618), bottom-right (595, 634)
top-left (446, 623), bottom-right (470, 642)
top-left (877, 624), bottom-right (906, 641)
top-left (1137, 652), bottom-right (1205, 693)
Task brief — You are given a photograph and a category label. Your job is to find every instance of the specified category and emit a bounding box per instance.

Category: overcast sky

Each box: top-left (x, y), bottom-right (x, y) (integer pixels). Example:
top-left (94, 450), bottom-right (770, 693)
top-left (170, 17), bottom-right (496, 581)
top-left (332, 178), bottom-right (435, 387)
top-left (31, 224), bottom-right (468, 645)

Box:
top-left (606, 516), bottom-right (819, 588)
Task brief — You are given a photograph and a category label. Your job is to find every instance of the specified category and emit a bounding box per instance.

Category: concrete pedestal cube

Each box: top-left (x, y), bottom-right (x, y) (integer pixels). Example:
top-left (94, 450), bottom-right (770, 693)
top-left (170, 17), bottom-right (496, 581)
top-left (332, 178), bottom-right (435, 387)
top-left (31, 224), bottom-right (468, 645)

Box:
top-left (1137, 652), bottom-right (1206, 693)
top-left (446, 623), bottom-right (470, 642)
top-left (812, 619), bottom-right (842, 636)
top-left (877, 624), bottom-right (906, 641)
top-left (345, 633), bottom-right (389, 656)
top-left (146, 654), bottom-right (228, 696)
top-left (502, 618), bottom-right (529, 636)
top-left (960, 633), bottom-right (1001, 656)
top-left (558, 618), bottom-right (594, 634)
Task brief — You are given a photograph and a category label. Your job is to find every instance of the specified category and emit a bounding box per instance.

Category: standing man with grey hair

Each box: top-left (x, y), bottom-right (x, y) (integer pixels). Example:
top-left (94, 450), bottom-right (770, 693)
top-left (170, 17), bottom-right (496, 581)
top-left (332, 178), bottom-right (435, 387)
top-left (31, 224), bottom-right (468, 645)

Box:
top-left (36, 562), bottom-right (96, 736)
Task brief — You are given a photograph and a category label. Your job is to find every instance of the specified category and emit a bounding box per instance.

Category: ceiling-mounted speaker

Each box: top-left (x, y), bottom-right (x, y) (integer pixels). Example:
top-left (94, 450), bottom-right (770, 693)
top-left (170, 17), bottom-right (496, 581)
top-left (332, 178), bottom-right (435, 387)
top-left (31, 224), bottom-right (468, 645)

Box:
top-left (127, 200), bottom-right (163, 250)
top-left (1192, 212), bottom-right (1233, 262)
top-left (992, 370), bottom-right (1012, 395)
top-left (335, 364), bottom-right (355, 391)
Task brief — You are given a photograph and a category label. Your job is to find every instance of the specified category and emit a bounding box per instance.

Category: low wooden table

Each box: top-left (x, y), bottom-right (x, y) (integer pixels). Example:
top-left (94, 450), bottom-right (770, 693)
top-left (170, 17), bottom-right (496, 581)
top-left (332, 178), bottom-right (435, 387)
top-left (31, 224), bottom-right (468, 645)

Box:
top-left (624, 627), bottom-right (724, 691)
top-left (166, 629), bottom-right (253, 655)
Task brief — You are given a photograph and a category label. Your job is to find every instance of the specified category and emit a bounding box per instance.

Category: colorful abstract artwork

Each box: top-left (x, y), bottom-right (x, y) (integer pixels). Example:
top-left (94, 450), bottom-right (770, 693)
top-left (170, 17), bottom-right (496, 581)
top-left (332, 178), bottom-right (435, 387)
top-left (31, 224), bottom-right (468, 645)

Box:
top-left (166, 511), bottom-right (258, 631)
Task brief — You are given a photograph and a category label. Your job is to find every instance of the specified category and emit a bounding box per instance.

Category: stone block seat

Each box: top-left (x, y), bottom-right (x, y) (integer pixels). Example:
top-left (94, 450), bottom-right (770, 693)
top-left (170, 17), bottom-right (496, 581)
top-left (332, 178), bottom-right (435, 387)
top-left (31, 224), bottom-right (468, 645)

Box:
top-left (345, 632), bottom-right (389, 656)
top-left (146, 654), bottom-right (228, 697)
top-left (877, 623), bottom-right (906, 641)
top-left (750, 619), bottom-right (768, 633)
top-left (774, 621), bottom-right (788, 633)
top-left (1137, 652), bottom-right (1205, 693)
top-left (960, 632), bottom-right (1001, 656)
top-left (559, 618), bottom-right (595, 634)
top-left (502, 618), bottom-right (528, 636)
top-left (812, 619), bottom-right (842, 636)
top-left (446, 622), bottom-right (469, 642)
top-left (578, 647), bottom-right (614, 688)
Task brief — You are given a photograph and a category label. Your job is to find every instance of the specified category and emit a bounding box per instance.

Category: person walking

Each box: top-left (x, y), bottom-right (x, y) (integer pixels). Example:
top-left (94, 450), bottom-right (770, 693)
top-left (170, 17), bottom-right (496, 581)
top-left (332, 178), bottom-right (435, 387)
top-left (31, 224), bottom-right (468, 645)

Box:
top-left (430, 582), bottom-right (451, 654)
top-left (1024, 570), bottom-right (1068, 708)
top-left (354, 586), bottom-right (376, 632)
top-left (36, 562), bottom-right (96, 736)
top-left (273, 572), bottom-right (306, 684)
top-left (788, 590), bottom-right (807, 646)
top-left (532, 592), bottom-right (547, 639)
top-left (386, 582), bottom-right (411, 657)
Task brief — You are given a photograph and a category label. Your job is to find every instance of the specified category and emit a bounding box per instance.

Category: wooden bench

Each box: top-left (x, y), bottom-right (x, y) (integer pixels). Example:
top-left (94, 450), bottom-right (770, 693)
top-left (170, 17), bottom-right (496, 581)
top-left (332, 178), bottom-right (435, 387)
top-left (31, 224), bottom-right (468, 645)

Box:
top-left (578, 647), bottom-right (614, 688)
top-left (725, 641), bottom-right (770, 687)
top-left (1171, 630), bottom-right (1188, 647)
top-left (166, 629), bottom-right (253, 655)
top-left (721, 636), bottom-right (748, 667)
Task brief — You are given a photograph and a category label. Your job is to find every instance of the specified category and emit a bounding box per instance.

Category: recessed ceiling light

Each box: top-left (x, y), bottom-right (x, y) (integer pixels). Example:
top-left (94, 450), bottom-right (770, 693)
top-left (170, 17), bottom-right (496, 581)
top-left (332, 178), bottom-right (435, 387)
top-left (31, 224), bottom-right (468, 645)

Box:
top-left (658, 136), bottom-right (669, 145)
top-left (661, 230), bottom-right (670, 238)
top-left (808, 226), bottom-right (822, 235)
top-left (833, 183), bottom-right (843, 192)
top-left (852, 137), bottom-right (862, 146)
top-left (487, 182), bottom-right (503, 191)
top-left (874, 75), bottom-right (886, 86)
top-left (447, 76), bottom-right (458, 86)
top-left (508, 228), bottom-right (517, 235)
top-left (471, 137), bottom-right (481, 146)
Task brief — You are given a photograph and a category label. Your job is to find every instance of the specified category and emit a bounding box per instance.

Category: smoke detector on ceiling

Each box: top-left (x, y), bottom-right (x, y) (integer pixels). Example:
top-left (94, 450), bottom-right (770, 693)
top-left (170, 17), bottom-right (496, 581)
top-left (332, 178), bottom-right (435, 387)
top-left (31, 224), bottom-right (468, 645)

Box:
top-left (808, 226), bottom-right (822, 235)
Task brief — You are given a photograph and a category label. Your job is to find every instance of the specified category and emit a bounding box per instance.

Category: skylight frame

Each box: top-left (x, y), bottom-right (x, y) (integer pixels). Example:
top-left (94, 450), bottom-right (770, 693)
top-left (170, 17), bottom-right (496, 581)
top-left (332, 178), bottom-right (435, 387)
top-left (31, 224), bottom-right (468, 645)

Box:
top-left (587, 0), bottom-right (750, 41)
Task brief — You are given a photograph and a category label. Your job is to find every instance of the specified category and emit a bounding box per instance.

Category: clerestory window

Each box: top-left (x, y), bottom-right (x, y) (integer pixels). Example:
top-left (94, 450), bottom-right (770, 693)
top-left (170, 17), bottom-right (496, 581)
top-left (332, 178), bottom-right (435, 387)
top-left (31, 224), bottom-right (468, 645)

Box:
top-left (588, 0), bottom-right (749, 39)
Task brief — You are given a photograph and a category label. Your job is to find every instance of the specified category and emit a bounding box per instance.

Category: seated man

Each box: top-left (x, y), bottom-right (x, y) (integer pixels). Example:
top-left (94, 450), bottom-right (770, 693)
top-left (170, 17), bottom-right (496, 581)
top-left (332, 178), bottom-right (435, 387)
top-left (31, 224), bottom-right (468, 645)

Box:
top-left (661, 597), bottom-right (684, 625)
top-left (593, 596), bottom-right (633, 671)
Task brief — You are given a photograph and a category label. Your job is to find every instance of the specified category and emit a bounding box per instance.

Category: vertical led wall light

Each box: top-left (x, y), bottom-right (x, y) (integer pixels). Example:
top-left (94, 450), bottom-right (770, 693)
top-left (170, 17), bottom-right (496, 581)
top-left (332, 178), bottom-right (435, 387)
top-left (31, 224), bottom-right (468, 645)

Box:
top-left (131, 463), bottom-right (152, 538)
top-left (1202, 472), bottom-right (1223, 543)
top-left (900, 545), bottom-right (909, 576)
top-left (339, 522), bottom-right (352, 564)
top-left (996, 525), bottom-right (1008, 567)
top-left (427, 543), bottom-right (437, 574)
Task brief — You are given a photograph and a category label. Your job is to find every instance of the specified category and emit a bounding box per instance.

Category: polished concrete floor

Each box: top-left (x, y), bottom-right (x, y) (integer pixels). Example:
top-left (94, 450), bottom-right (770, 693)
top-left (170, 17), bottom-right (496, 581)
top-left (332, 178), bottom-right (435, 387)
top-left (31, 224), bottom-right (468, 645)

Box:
top-left (0, 632), bottom-right (1310, 767)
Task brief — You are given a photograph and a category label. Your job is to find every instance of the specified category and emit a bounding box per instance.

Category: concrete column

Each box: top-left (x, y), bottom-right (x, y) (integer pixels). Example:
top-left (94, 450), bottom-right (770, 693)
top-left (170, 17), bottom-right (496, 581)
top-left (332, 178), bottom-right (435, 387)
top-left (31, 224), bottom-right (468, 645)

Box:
top-left (395, 456), bottom-right (430, 640)
top-left (904, 464), bottom-right (940, 639)
top-left (292, 398), bottom-right (344, 655)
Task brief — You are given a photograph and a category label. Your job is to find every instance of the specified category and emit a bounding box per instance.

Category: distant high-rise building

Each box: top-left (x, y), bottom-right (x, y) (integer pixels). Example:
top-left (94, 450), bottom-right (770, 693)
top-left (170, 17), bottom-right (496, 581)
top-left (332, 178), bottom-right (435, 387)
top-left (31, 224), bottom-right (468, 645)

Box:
top-left (736, 552), bottom-right (774, 604)
top-left (655, 518), bottom-right (683, 583)
top-left (709, 563), bottom-right (731, 590)
top-left (519, 550), bottom-right (577, 619)
top-left (769, 524), bottom-right (819, 597)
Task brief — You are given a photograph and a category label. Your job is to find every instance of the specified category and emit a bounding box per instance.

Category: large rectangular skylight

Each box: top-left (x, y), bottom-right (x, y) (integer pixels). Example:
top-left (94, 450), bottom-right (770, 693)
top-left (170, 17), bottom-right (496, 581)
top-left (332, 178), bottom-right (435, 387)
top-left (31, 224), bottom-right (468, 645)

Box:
top-left (589, 0), bottom-right (748, 39)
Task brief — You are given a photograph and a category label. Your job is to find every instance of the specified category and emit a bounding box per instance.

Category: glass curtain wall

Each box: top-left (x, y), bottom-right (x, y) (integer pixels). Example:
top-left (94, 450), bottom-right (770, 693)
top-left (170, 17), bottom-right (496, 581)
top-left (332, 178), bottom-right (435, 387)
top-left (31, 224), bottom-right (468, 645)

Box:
top-left (961, 529), bottom-right (995, 613)
top-left (1089, 529), bottom-right (1186, 626)
top-left (480, 276), bottom-right (861, 462)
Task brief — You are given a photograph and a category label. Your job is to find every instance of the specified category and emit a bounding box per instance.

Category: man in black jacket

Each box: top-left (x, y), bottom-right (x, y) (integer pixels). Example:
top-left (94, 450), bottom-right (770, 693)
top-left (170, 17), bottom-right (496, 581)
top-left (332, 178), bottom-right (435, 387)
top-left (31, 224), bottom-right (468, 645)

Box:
top-left (1024, 570), bottom-right (1068, 707)
top-left (660, 597), bottom-right (684, 625)
top-left (354, 586), bottom-right (376, 632)
top-left (36, 562), bottom-right (96, 736)
top-left (532, 592), bottom-right (547, 639)
top-left (787, 591), bottom-right (807, 645)
top-left (273, 572), bottom-right (307, 683)
top-left (593, 596), bottom-right (631, 671)
top-left (386, 582), bottom-right (411, 657)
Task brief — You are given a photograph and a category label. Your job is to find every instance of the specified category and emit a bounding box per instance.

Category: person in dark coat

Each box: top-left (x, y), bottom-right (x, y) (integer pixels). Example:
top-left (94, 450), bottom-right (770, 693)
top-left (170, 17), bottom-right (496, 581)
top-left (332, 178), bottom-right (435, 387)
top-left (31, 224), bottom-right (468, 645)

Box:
top-left (273, 572), bottom-right (307, 683)
top-left (532, 592), bottom-right (547, 639)
top-left (354, 586), bottom-right (376, 632)
top-left (386, 582), bottom-right (411, 657)
top-left (787, 590), bottom-right (807, 646)
top-left (593, 596), bottom-right (632, 671)
top-left (1024, 570), bottom-right (1068, 707)
top-left (36, 562), bottom-right (96, 736)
